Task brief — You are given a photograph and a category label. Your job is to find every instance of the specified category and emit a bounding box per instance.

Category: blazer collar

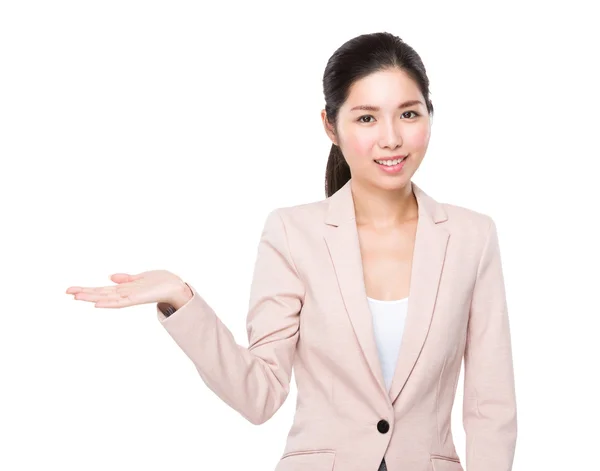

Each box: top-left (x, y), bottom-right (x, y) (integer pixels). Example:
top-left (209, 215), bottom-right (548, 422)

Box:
top-left (323, 178), bottom-right (450, 405)
top-left (324, 178), bottom-right (448, 227)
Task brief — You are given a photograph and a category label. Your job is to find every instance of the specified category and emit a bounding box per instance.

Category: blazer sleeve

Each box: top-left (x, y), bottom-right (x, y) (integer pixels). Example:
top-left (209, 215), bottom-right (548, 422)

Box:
top-left (462, 217), bottom-right (517, 471)
top-left (156, 208), bottom-right (304, 425)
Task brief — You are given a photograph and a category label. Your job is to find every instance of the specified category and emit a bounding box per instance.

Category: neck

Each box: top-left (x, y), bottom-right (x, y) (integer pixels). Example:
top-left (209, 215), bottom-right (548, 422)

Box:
top-left (351, 179), bottom-right (418, 229)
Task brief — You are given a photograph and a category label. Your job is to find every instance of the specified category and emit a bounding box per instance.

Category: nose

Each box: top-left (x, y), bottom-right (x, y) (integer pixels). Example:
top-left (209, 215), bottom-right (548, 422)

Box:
top-left (378, 119), bottom-right (403, 149)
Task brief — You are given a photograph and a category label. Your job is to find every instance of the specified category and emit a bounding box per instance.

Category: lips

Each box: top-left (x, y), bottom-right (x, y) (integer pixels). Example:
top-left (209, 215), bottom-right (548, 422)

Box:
top-left (373, 155), bottom-right (408, 165)
top-left (373, 154), bottom-right (408, 173)
top-left (374, 155), bottom-right (408, 161)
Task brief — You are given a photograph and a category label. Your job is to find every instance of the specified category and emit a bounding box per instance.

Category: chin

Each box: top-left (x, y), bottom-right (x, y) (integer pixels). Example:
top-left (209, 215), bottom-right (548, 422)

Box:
top-left (372, 177), bottom-right (411, 191)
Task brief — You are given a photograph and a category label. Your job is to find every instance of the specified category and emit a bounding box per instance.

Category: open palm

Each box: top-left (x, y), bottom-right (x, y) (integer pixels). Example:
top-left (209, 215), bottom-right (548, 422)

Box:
top-left (66, 270), bottom-right (189, 308)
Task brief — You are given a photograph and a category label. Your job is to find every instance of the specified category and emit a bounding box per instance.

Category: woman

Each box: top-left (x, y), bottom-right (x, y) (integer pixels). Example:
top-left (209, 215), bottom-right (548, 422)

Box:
top-left (66, 32), bottom-right (517, 471)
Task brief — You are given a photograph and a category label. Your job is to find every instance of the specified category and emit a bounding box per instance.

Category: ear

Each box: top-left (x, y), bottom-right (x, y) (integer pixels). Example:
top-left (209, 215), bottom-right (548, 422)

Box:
top-left (321, 109), bottom-right (338, 146)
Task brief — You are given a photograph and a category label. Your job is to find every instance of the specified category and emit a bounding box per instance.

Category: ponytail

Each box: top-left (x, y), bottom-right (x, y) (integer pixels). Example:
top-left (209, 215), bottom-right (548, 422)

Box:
top-left (324, 143), bottom-right (351, 198)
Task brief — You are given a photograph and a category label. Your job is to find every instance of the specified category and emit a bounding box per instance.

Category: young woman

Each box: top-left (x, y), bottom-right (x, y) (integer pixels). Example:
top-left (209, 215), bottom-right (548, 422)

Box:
top-left (67, 32), bottom-right (517, 471)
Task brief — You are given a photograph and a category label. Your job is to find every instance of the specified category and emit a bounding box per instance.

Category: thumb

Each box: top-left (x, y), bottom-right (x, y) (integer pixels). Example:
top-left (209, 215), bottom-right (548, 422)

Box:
top-left (110, 273), bottom-right (139, 284)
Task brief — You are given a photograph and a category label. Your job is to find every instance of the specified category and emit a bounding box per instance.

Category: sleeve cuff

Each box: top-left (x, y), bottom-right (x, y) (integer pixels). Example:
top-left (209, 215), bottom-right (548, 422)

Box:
top-left (158, 303), bottom-right (177, 317)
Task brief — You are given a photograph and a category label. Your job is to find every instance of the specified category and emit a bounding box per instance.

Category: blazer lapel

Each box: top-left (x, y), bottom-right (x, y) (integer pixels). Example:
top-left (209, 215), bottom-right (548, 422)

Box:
top-left (323, 178), bottom-right (450, 405)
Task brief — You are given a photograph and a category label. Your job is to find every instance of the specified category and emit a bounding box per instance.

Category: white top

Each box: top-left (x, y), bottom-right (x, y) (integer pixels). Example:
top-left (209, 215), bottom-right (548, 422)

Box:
top-left (367, 296), bottom-right (409, 392)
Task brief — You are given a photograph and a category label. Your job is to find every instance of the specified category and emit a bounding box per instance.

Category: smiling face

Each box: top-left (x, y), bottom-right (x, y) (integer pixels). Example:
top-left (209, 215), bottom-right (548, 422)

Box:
top-left (321, 68), bottom-right (432, 190)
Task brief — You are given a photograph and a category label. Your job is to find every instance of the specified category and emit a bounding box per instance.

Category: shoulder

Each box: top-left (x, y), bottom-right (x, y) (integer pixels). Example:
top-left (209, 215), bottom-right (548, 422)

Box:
top-left (438, 201), bottom-right (500, 260)
top-left (266, 196), bottom-right (329, 230)
top-left (442, 202), bottom-right (494, 232)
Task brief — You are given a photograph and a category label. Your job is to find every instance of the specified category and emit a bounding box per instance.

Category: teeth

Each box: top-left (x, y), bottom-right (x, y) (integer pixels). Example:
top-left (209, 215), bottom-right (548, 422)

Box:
top-left (375, 157), bottom-right (406, 166)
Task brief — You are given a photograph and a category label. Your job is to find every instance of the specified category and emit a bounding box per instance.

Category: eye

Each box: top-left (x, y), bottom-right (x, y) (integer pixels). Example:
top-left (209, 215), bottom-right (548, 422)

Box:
top-left (357, 115), bottom-right (375, 123)
top-left (402, 110), bottom-right (420, 119)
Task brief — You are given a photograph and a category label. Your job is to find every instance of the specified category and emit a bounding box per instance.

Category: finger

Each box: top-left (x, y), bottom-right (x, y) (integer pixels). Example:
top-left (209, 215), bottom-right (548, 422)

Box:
top-left (72, 284), bottom-right (135, 295)
top-left (71, 287), bottom-right (117, 296)
top-left (67, 283), bottom-right (125, 295)
top-left (73, 287), bottom-right (133, 302)
top-left (67, 286), bottom-right (100, 295)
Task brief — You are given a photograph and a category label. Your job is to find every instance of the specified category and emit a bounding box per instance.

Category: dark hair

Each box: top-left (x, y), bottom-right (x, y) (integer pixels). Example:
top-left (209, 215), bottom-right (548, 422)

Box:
top-left (323, 32), bottom-right (435, 197)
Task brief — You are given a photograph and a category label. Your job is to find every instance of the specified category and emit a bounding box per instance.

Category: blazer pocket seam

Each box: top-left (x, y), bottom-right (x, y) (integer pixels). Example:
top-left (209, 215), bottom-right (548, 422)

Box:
top-left (281, 449), bottom-right (335, 459)
top-left (430, 454), bottom-right (461, 463)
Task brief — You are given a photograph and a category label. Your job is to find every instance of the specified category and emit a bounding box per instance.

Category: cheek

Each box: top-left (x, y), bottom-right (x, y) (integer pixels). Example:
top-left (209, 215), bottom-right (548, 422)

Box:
top-left (407, 125), bottom-right (431, 149)
top-left (345, 133), bottom-right (376, 161)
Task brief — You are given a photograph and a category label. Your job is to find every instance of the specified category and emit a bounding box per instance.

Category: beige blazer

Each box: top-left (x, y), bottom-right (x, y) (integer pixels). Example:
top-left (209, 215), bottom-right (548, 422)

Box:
top-left (156, 178), bottom-right (517, 471)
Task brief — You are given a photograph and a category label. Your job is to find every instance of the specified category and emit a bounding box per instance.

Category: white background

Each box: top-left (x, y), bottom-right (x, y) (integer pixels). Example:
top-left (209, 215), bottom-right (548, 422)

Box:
top-left (1, 1), bottom-right (599, 470)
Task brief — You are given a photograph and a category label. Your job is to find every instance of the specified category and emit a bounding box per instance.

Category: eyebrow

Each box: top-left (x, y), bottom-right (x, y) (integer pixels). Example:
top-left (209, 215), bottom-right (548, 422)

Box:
top-left (349, 100), bottom-right (425, 112)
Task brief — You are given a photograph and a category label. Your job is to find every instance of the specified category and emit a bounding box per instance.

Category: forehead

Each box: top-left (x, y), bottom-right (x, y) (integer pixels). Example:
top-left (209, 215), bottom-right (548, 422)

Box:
top-left (342, 68), bottom-right (423, 110)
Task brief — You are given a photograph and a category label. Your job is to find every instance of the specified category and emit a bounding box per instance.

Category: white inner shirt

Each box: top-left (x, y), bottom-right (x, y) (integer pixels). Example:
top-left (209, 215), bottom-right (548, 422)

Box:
top-left (367, 296), bottom-right (409, 392)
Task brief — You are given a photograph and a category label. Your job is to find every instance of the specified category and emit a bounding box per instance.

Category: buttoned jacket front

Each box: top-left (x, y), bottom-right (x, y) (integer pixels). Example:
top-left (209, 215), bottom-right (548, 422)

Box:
top-left (156, 179), bottom-right (517, 471)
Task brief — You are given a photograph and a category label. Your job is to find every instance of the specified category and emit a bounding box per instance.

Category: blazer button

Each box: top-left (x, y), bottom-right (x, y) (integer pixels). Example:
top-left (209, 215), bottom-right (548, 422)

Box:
top-left (377, 419), bottom-right (389, 434)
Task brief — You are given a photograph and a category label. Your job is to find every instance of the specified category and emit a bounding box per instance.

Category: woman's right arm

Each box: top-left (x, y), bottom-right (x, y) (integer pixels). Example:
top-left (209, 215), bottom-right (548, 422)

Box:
top-left (156, 208), bottom-right (305, 425)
